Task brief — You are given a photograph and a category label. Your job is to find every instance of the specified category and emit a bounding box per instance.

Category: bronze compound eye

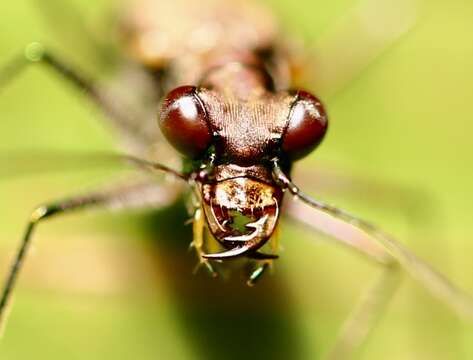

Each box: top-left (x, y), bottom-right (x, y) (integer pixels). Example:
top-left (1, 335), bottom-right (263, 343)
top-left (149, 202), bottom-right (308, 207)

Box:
top-left (282, 90), bottom-right (329, 160)
top-left (159, 86), bottom-right (212, 157)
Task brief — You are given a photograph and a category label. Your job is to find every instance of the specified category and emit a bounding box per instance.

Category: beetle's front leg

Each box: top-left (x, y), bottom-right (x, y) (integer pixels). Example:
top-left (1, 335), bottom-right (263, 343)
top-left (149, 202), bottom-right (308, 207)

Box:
top-left (191, 208), bottom-right (219, 278)
top-left (0, 179), bottom-right (183, 332)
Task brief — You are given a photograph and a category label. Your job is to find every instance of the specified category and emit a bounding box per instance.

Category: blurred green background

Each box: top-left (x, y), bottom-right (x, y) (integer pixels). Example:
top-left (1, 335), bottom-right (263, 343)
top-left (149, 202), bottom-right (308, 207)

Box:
top-left (0, 0), bottom-right (473, 359)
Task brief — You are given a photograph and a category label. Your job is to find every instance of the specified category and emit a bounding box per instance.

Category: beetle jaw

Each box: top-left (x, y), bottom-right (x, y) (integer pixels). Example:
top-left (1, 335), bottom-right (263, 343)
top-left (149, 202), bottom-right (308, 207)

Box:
top-left (200, 177), bottom-right (282, 258)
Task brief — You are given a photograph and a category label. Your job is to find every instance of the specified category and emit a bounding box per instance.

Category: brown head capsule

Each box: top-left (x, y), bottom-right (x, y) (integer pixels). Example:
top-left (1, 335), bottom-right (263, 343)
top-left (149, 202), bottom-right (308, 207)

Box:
top-left (158, 83), bottom-right (328, 259)
top-left (159, 86), bottom-right (212, 158)
top-left (282, 90), bottom-right (328, 160)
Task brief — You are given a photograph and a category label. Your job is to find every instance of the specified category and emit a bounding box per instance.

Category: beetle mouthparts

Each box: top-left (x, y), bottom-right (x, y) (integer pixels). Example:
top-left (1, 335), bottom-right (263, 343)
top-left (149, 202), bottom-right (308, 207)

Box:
top-left (222, 214), bottom-right (269, 242)
top-left (202, 215), bottom-right (270, 259)
top-left (200, 176), bottom-right (283, 259)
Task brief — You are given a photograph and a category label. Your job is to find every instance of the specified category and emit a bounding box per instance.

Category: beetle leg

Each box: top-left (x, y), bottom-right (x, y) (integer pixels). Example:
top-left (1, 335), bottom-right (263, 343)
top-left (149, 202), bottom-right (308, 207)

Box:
top-left (0, 180), bottom-right (182, 332)
top-left (192, 208), bottom-right (218, 277)
top-left (273, 160), bottom-right (473, 358)
top-left (247, 228), bottom-right (279, 285)
top-left (247, 261), bottom-right (272, 287)
top-left (0, 43), bottom-right (156, 150)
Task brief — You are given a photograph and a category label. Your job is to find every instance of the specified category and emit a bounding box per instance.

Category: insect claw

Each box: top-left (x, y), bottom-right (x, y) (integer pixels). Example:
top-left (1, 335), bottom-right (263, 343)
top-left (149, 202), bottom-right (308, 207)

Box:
top-left (193, 259), bottom-right (219, 278)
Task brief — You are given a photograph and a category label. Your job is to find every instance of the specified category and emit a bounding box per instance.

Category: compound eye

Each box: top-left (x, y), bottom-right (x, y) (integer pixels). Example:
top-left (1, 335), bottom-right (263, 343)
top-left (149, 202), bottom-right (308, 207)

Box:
top-left (282, 90), bottom-right (328, 160)
top-left (159, 86), bottom-right (211, 157)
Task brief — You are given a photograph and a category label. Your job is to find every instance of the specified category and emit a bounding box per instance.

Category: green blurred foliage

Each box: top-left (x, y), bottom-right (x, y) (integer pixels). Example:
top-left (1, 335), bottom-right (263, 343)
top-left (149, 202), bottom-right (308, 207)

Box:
top-left (0, 0), bottom-right (472, 359)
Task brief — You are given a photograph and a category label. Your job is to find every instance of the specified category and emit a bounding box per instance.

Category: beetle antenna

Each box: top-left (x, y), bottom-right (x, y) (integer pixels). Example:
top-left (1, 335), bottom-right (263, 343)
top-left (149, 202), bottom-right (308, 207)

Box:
top-left (271, 159), bottom-right (473, 320)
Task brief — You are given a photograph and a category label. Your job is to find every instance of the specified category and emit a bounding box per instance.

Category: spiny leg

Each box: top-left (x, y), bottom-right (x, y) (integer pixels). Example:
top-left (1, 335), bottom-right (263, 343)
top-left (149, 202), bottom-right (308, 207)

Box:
top-left (287, 195), bottom-right (402, 359)
top-left (0, 151), bottom-right (186, 182)
top-left (274, 161), bottom-right (473, 320)
top-left (191, 208), bottom-right (218, 277)
top-left (0, 43), bottom-right (155, 148)
top-left (0, 178), bottom-right (184, 333)
top-left (292, 165), bottom-right (439, 232)
top-left (274, 160), bottom-right (473, 358)
top-left (286, 199), bottom-right (402, 358)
